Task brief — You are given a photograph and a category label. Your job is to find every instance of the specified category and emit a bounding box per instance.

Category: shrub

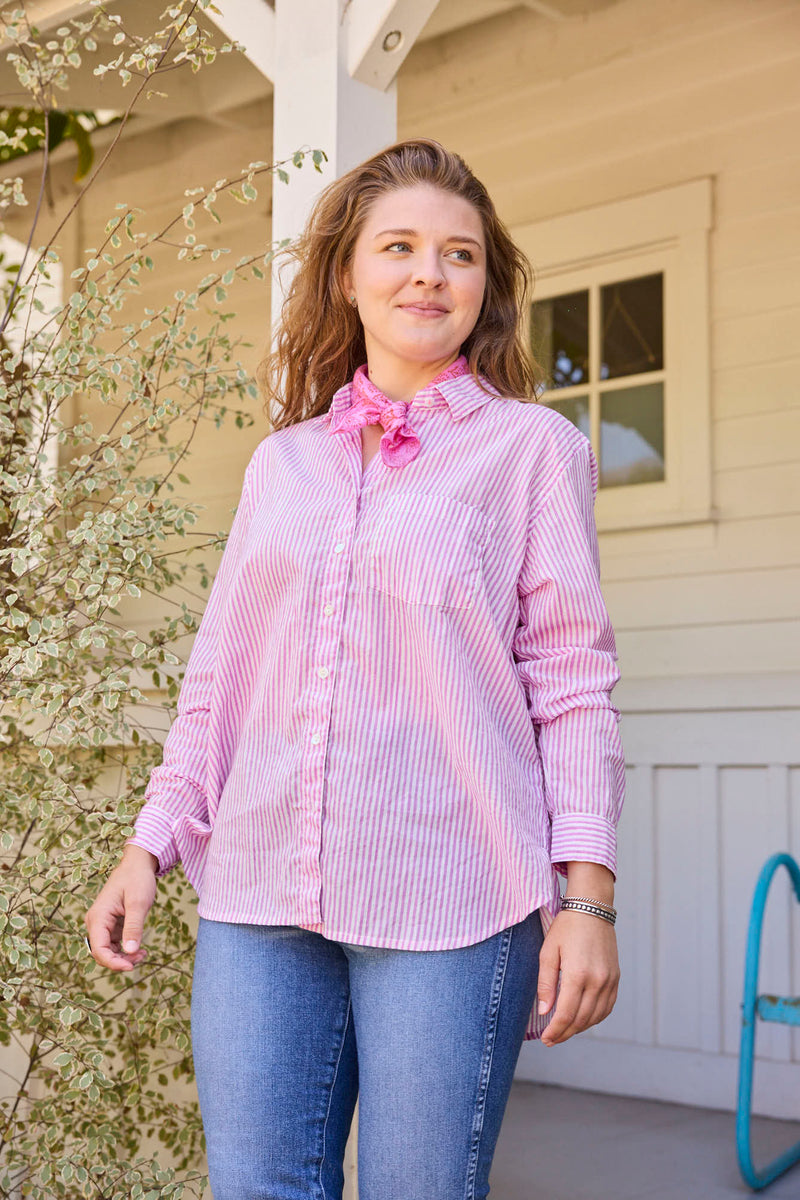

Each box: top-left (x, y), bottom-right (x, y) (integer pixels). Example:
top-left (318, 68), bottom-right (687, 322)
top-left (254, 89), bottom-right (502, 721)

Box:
top-left (0, 3), bottom-right (323, 1194)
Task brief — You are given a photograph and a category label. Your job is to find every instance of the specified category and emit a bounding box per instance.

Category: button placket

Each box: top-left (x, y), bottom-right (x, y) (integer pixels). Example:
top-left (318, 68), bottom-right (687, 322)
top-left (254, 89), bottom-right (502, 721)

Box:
top-left (297, 507), bottom-right (360, 925)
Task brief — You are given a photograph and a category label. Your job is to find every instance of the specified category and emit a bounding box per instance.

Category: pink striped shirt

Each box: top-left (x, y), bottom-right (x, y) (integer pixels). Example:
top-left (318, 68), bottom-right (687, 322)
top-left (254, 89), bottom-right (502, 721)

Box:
top-left (128, 355), bottom-right (625, 1040)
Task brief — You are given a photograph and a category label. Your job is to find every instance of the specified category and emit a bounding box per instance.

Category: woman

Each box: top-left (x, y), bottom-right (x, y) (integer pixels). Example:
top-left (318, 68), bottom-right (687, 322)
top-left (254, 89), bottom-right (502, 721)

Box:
top-left (86, 137), bottom-right (625, 1200)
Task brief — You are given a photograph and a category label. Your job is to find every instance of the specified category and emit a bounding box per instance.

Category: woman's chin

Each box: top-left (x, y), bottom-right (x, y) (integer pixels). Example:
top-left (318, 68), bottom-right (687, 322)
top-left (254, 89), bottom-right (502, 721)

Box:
top-left (383, 334), bottom-right (460, 364)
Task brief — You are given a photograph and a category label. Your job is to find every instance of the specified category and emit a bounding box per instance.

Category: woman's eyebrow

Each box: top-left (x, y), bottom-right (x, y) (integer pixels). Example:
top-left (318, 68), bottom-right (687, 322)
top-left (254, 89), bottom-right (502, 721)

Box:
top-left (372, 227), bottom-right (483, 248)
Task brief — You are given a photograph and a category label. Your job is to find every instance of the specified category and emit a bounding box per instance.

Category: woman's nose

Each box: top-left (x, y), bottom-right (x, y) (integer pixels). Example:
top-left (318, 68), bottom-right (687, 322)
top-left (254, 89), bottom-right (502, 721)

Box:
top-left (412, 251), bottom-right (446, 287)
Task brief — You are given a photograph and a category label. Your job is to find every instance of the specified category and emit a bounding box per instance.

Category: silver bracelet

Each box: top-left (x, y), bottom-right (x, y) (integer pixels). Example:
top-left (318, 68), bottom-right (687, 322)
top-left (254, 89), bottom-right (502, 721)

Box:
top-left (560, 898), bottom-right (617, 926)
top-left (565, 895), bottom-right (617, 914)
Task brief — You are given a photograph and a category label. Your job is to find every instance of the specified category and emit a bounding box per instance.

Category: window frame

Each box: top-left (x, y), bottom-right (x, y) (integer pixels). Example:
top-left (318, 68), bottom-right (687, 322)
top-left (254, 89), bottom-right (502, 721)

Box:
top-left (513, 179), bottom-right (713, 533)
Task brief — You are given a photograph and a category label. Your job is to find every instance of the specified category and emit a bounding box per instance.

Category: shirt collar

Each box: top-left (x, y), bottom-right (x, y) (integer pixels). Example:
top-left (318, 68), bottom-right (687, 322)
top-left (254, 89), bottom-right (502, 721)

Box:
top-left (322, 354), bottom-right (503, 427)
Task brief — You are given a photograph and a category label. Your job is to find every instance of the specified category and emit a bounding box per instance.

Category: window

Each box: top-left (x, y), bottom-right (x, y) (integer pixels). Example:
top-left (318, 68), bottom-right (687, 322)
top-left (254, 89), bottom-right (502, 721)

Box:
top-left (513, 180), bottom-right (712, 532)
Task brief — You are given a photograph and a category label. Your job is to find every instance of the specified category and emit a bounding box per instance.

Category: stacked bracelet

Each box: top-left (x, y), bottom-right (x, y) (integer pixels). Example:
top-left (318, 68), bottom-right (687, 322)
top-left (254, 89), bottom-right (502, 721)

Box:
top-left (560, 896), bottom-right (617, 926)
top-left (565, 895), bottom-right (616, 913)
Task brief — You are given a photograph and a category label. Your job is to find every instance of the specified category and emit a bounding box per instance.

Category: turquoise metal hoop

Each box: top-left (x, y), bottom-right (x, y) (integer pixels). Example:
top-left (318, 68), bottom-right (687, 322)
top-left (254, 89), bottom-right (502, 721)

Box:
top-left (736, 851), bottom-right (800, 1190)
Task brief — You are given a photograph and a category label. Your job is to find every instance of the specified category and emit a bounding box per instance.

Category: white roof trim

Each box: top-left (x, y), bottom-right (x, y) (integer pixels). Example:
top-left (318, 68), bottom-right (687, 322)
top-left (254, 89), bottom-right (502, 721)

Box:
top-left (204, 0), bottom-right (276, 82)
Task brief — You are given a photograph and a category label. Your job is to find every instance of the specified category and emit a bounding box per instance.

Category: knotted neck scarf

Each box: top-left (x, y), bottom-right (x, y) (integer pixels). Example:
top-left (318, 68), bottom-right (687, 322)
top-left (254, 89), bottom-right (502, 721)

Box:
top-left (326, 354), bottom-right (470, 468)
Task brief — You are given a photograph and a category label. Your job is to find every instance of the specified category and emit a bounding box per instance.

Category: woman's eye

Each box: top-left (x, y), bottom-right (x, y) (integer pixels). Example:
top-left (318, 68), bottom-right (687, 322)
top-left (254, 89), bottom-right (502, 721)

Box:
top-left (383, 243), bottom-right (474, 261)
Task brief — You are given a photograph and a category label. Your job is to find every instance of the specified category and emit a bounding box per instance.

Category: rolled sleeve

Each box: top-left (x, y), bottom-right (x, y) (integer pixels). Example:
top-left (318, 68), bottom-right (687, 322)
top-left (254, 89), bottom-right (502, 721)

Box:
top-left (126, 807), bottom-right (180, 877)
top-left (512, 438), bottom-right (625, 877)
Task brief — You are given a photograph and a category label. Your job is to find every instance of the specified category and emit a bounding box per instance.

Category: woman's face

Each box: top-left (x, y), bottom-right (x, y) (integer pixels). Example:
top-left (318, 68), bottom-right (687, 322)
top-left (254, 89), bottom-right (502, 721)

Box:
top-left (343, 183), bottom-right (487, 370)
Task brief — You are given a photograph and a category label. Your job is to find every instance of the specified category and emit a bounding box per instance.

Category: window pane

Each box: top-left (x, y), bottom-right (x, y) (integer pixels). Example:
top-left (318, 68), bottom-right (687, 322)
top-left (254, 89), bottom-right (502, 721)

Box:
top-left (600, 382), bottom-right (664, 487)
top-left (530, 290), bottom-right (589, 389)
top-left (601, 273), bottom-right (663, 380)
top-left (547, 395), bottom-right (590, 440)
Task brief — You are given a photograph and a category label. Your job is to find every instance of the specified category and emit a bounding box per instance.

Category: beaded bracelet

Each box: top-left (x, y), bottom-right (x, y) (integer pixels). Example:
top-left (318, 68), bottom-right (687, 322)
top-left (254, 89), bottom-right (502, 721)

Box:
top-left (560, 898), bottom-right (617, 926)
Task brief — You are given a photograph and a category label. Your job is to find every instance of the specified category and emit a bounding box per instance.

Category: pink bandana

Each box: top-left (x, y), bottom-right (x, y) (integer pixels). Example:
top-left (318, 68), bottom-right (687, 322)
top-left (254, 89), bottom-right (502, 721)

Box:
top-left (327, 355), bottom-right (471, 468)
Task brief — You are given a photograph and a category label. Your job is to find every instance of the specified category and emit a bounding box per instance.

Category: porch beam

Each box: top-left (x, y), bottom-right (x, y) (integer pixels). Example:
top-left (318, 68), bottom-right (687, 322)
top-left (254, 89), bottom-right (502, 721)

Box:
top-left (202, 0), bottom-right (276, 81)
top-left (346, 0), bottom-right (441, 90)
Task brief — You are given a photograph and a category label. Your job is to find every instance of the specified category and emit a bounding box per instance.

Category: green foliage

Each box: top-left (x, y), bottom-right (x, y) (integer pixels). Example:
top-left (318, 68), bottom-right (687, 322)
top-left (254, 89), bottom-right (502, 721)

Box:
top-left (0, 108), bottom-right (118, 182)
top-left (0, 2), bottom-right (327, 1196)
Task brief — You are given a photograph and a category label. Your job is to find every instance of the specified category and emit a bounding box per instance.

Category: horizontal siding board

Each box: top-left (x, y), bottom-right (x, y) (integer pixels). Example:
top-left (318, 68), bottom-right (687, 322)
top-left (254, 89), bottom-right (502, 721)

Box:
top-left (712, 306), bottom-right (800, 372)
top-left (713, 358), bottom-right (799, 421)
top-left (599, 515), bottom-right (800, 580)
top-left (617, 619), bottom-right (800, 678)
top-left (714, 409), bottom-right (800, 471)
top-left (403, 1), bottom-right (799, 126)
top-left (443, 62), bottom-right (800, 199)
top-left (715, 154), bottom-right (800, 224)
top-left (452, 42), bottom-right (800, 155)
top-left (603, 567), bottom-right (800, 630)
top-left (711, 206), bottom-right (800, 272)
top-left (713, 254), bottom-right (800, 322)
top-left (714, 461), bottom-right (800, 519)
top-left (483, 107), bottom-right (800, 231)
top-left (620, 710), bottom-right (800, 767)
top-left (614, 672), bottom-right (800, 713)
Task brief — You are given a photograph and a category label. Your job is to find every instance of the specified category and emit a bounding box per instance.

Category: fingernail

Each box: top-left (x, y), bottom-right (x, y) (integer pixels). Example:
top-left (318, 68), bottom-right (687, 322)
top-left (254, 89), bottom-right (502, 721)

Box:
top-left (123, 939), bottom-right (138, 953)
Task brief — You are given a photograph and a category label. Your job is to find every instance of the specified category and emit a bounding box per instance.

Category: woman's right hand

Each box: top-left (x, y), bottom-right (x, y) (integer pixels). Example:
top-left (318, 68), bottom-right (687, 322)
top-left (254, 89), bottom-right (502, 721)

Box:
top-left (84, 843), bottom-right (159, 971)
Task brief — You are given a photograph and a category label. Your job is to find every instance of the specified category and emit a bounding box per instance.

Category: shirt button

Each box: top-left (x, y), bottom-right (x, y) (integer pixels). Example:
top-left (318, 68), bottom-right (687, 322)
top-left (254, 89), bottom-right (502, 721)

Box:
top-left (333, 541), bottom-right (345, 553)
top-left (323, 603), bottom-right (334, 616)
top-left (317, 665), bottom-right (329, 679)
top-left (311, 732), bottom-right (322, 745)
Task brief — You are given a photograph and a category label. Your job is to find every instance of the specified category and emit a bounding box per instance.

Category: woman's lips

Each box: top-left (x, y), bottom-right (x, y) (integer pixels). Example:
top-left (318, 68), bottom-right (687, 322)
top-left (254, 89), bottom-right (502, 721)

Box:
top-left (399, 304), bottom-right (449, 317)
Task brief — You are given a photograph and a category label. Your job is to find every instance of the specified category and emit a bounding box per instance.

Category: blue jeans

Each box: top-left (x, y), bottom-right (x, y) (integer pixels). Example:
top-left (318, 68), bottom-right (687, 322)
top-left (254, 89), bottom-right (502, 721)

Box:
top-left (191, 908), bottom-right (544, 1200)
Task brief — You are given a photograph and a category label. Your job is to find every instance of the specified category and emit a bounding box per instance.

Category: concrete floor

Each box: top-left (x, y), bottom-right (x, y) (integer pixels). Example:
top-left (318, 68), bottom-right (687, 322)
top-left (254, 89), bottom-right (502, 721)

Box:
top-left (490, 1081), bottom-right (800, 1200)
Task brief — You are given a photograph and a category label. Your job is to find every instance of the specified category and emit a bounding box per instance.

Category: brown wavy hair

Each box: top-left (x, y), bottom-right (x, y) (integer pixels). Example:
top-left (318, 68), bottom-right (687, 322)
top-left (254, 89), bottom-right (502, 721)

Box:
top-left (259, 137), bottom-right (543, 431)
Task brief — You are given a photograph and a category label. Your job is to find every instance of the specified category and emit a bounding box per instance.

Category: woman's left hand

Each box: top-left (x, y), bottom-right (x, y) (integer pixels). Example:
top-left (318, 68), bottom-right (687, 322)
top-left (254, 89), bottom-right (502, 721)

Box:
top-left (536, 909), bottom-right (620, 1046)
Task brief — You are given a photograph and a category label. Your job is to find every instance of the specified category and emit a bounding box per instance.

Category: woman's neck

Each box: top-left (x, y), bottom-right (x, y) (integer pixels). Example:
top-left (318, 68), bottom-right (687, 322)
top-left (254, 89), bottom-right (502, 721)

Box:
top-left (363, 349), bottom-right (460, 405)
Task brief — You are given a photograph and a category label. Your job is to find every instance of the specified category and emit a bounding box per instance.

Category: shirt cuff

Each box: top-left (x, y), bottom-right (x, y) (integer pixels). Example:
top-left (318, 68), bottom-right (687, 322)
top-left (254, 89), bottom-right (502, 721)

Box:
top-left (125, 807), bottom-right (180, 877)
top-left (550, 812), bottom-right (617, 879)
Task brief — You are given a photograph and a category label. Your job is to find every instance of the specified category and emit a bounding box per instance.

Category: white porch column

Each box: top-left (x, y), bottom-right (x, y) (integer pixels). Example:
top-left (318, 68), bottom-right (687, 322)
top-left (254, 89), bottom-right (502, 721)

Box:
top-left (270, 0), bottom-right (439, 331)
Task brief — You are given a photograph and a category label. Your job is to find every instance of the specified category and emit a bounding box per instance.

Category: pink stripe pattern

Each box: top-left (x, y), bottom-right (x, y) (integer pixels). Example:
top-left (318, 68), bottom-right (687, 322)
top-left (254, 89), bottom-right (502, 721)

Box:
top-left (128, 355), bottom-right (625, 1041)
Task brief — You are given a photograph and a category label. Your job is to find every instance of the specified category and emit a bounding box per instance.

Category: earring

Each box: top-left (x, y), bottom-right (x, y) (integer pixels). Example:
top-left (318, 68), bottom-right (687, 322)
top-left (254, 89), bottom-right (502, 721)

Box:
top-left (350, 295), bottom-right (357, 307)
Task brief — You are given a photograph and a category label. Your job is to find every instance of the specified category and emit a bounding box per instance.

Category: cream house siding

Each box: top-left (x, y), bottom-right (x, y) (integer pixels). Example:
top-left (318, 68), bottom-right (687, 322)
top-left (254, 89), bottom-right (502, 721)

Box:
top-left (398, 0), bottom-right (800, 1116)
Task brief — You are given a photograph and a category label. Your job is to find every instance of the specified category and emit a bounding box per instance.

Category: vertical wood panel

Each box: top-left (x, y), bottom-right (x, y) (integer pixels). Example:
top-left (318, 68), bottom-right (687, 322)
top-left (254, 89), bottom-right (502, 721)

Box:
top-left (590, 764), bottom-right (638, 1041)
top-left (655, 768), bottom-right (703, 1050)
top-left (698, 765), bottom-right (722, 1054)
top-left (720, 766), bottom-right (791, 1060)
top-left (633, 764), bottom-right (656, 1047)
top-left (762, 766), bottom-right (793, 1065)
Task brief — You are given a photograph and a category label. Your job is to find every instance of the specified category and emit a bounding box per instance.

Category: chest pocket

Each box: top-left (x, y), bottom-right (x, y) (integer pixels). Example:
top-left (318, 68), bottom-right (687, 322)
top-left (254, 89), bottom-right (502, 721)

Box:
top-left (365, 492), bottom-right (494, 610)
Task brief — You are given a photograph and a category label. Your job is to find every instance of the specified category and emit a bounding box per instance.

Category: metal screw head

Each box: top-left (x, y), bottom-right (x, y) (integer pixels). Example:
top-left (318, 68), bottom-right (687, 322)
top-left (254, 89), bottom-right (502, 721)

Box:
top-left (382, 29), bottom-right (402, 52)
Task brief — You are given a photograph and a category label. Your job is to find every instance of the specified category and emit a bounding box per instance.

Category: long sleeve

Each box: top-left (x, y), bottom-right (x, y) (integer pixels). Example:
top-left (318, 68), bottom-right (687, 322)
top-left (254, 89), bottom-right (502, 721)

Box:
top-left (125, 450), bottom-right (260, 875)
top-left (511, 437), bottom-right (625, 877)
